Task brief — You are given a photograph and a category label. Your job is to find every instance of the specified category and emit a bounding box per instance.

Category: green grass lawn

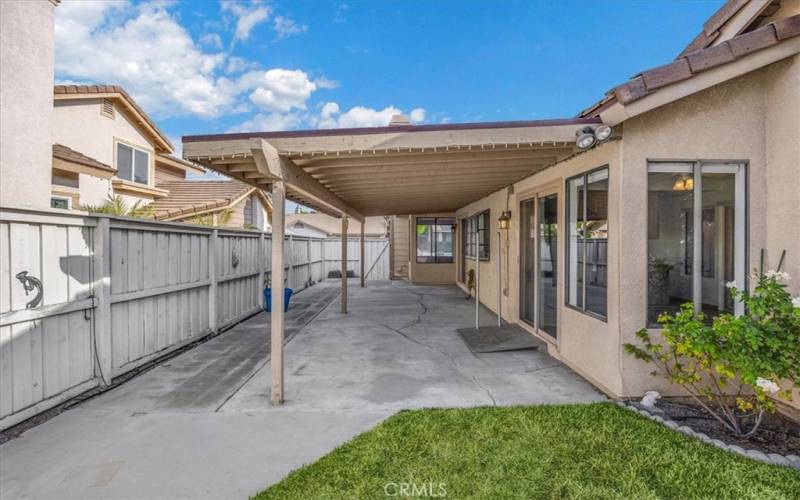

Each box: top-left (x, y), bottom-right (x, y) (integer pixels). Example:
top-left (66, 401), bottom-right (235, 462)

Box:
top-left (255, 403), bottom-right (800, 499)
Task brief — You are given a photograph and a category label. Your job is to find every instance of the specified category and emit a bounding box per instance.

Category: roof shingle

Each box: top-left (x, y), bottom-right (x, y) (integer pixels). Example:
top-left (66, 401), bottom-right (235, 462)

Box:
top-left (52, 143), bottom-right (115, 173)
top-left (149, 180), bottom-right (254, 220)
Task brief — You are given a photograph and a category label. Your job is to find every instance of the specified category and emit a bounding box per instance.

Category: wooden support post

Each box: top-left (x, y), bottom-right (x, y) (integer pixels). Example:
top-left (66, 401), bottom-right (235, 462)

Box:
top-left (360, 221), bottom-right (365, 287)
top-left (271, 181), bottom-right (286, 405)
top-left (92, 216), bottom-right (112, 386)
top-left (341, 216), bottom-right (348, 313)
top-left (209, 229), bottom-right (218, 333)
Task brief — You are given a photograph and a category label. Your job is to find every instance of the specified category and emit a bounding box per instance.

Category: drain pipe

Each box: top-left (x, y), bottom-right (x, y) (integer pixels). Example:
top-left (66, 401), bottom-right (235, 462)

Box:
top-left (475, 228), bottom-right (479, 329)
top-left (497, 231), bottom-right (502, 327)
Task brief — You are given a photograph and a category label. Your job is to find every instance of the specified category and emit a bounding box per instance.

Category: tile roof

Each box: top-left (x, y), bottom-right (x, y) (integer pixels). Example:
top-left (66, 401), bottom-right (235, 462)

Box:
top-left (678, 0), bottom-right (784, 57)
top-left (53, 85), bottom-right (173, 151)
top-left (149, 180), bottom-right (254, 220)
top-left (52, 143), bottom-right (115, 173)
top-left (580, 13), bottom-right (800, 116)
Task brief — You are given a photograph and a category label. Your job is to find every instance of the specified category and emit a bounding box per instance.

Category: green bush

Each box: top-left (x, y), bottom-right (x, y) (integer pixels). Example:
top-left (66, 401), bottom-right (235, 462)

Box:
top-left (625, 271), bottom-right (800, 438)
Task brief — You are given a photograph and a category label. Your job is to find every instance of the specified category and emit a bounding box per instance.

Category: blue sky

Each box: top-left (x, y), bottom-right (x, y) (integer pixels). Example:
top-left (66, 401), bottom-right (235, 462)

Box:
top-left (54, 0), bottom-right (722, 155)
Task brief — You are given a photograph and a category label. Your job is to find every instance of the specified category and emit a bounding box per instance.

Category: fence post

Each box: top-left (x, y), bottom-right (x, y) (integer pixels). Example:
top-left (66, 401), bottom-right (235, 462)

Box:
top-left (93, 216), bottom-right (113, 386)
top-left (258, 231), bottom-right (266, 307)
top-left (306, 238), bottom-right (311, 287)
top-left (287, 235), bottom-right (294, 289)
top-left (209, 229), bottom-right (218, 333)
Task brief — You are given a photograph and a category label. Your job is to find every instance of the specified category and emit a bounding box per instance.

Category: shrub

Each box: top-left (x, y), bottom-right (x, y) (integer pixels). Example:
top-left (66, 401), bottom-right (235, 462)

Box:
top-left (625, 271), bottom-right (800, 438)
top-left (81, 194), bottom-right (154, 219)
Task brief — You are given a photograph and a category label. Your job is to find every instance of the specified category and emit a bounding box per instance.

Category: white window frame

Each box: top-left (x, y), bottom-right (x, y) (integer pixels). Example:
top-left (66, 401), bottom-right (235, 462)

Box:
top-left (647, 161), bottom-right (746, 317)
top-left (114, 140), bottom-right (152, 186)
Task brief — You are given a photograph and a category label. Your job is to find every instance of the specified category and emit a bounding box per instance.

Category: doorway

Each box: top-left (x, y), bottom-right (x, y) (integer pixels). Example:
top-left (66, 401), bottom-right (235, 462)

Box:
top-left (519, 190), bottom-right (559, 340)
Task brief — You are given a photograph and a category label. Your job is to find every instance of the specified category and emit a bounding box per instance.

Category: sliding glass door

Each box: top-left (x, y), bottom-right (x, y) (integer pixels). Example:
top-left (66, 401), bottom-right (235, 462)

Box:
top-left (521, 199), bottom-right (536, 326)
top-left (538, 194), bottom-right (558, 339)
top-left (519, 191), bottom-right (559, 340)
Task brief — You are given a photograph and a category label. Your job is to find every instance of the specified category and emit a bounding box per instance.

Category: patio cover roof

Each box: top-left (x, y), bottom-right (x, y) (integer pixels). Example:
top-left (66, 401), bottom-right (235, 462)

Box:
top-left (183, 118), bottom-right (600, 219)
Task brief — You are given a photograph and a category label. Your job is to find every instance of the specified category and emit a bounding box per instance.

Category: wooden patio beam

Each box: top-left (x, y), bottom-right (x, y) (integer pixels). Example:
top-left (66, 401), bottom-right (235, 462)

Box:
top-left (251, 139), bottom-right (365, 223)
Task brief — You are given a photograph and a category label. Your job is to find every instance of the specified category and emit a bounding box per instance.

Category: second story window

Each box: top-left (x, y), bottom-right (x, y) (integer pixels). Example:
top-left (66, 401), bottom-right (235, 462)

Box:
top-left (116, 143), bottom-right (150, 185)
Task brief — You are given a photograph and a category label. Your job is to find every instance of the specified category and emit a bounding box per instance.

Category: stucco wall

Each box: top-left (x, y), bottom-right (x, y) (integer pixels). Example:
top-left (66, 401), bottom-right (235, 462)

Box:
top-left (0, 1), bottom-right (55, 210)
top-left (78, 174), bottom-right (113, 207)
top-left (391, 215), bottom-right (411, 278)
top-left (456, 141), bottom-right (624, 396)
top-left (619, 56), bottom-right (800, 401)
top-left (53, 100), bottom-right (155, 176)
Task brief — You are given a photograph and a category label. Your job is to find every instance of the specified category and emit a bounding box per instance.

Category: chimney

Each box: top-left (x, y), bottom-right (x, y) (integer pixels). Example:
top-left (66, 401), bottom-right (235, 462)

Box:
top-left (388, 114), bottom-right (410, 126)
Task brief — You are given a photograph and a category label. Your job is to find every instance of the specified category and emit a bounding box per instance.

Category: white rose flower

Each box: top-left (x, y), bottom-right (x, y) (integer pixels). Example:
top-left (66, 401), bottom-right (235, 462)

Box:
top-left (725, 281), bottom-right (737, 289)
top-left (792, 296), bottom-right (800, 309)
top-left (764, 270), bottom-right (791, 282)
top-left (755, 377), bottom-right (780, 394)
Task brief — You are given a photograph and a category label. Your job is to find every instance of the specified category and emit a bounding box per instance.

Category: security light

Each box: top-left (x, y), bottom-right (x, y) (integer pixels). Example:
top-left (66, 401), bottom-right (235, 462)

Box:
top-left (595, 124), bottom-right (613, 142)
top-left (575, 127), bottom-right (596, 149)
top-left (498, 211), bottom-right (512, 230)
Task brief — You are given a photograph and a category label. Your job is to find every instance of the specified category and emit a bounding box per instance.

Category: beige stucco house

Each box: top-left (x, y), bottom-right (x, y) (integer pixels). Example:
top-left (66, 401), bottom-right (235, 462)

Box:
top-left (286, 213), bottom-right (387, 238)
top-left (185, 0), bottom-right (800, 408)
top-left (49, 84), bottom-right (272, 230)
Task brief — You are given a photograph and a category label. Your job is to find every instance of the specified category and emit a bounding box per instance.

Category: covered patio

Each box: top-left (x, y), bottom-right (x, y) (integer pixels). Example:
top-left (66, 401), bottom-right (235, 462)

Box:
top-left (182, 117), bottom-right (601, 404)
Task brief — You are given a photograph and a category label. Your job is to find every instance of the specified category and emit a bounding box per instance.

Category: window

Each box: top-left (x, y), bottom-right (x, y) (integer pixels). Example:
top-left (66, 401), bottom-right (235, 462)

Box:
top-left (51, 197), bottom-right (70, 209)
top-left (416, 217), bottom-right (454, 263)
top-left (116, 142), bottom-right (150, 185)
top-left (566, 167), bottom-right (609, 318)
top-left (464, 210), bottom-right (490, 260)
top-left (647, 162), bottom-right (745, 325)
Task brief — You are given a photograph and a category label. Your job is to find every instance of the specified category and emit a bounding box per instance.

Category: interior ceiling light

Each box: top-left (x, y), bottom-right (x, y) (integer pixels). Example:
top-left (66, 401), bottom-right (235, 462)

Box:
top-left (576, 127), bottom-right (596, 149)
top-left (595, 124), bottom-right (613, 142)
top-left (672, 174), bottom-right (694, 191)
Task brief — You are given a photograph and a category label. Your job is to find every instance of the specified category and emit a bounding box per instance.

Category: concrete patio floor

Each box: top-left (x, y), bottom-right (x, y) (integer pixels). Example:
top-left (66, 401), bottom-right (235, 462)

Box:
top-left (0, 280), bottom-right (604, 499)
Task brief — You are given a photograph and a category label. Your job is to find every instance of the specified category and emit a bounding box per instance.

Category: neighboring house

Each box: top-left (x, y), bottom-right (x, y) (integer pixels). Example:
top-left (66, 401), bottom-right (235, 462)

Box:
top-left (186, 0), bottom-right (800, 409)
top-left (51, 84), bottom-right (203, 209)
top-left (286, 213), bottom-right (387, 238)
top-left (49, 84), bottom-right (273, 229)
top-left (148, 179), bottom-right (272, 230)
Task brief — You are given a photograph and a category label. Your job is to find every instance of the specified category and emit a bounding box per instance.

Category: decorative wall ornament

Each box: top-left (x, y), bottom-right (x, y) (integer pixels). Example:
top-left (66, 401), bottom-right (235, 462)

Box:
top-left (15, 271), bottom-right (43, 309)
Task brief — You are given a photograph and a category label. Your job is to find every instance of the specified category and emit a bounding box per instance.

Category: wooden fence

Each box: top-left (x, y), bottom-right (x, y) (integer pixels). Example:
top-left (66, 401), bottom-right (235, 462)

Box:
top-left (0, 207), bottom-right (389, 429)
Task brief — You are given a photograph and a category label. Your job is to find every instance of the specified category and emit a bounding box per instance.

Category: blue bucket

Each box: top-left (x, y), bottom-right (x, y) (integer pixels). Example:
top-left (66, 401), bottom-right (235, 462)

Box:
top-left (264, 288), bottom-right (293, 313)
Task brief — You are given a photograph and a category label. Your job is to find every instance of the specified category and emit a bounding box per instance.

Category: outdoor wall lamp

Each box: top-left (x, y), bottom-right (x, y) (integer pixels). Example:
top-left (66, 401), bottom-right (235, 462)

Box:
top-left (575, 124), bottom-right (613, 150)
top-left (498, 211), bottom-right (512, 230)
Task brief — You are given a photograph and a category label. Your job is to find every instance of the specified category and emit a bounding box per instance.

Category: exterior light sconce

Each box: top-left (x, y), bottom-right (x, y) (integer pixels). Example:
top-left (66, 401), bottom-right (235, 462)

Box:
top-left (575, 124), bottom-right (613, 150)
top-left (498, 211), bottom-right (512, 230)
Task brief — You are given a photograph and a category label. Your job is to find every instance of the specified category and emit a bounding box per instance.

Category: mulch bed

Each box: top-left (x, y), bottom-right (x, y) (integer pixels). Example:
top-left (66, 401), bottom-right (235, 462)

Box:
top-left (655, 400), bottom-right (800, 456)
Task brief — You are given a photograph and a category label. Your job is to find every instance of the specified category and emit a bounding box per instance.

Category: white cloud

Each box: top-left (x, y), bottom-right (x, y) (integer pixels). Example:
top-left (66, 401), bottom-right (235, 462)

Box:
top-left (54, 2), bottom-right (323, 120)
top-left (55, 1), bottom-right (233, 117)
top-left (226, 56), bottom-right (258, 74)
top-left (274, 15), bottom-right (307, 39)
top-left (221, 0), bottom-right (270, 44)
top-left (313, 76), bottom-right (339, 89)
top-left (227, 112), bottom-right (304, 133)
top-left (409, 108), bottom-right (426, 123)
top-left (312, 102), bottom-right (426, 129)
top-left (199, 32), bottom-right (223, 49)
top-left (243, 69), bottom-right (317, 113)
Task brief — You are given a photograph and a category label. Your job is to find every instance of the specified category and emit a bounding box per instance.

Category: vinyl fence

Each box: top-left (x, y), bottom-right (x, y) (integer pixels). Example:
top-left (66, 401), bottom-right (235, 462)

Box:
top-left (0, 207), bottom-right (389, 430)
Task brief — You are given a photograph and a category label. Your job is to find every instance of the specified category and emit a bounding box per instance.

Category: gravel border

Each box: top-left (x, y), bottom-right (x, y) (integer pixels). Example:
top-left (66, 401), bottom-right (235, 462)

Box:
top-left (617, 401), bottom-right (800, 470)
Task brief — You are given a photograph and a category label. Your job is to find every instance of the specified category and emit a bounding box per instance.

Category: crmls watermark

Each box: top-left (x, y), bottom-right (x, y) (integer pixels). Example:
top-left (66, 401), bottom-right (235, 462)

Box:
top-left (383, 481), bottom-right (447, 497)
